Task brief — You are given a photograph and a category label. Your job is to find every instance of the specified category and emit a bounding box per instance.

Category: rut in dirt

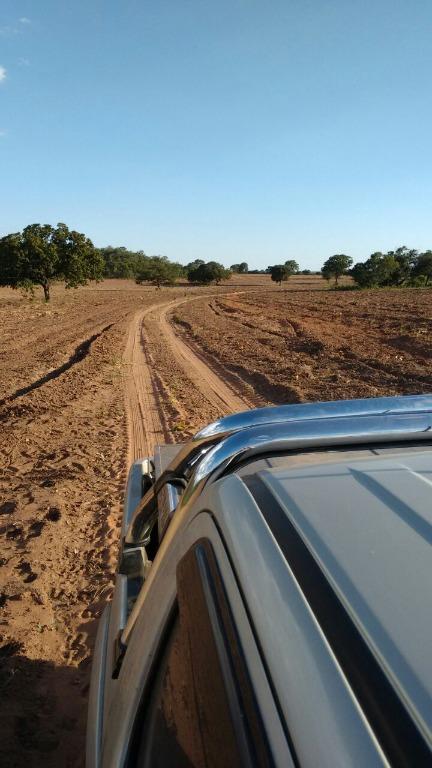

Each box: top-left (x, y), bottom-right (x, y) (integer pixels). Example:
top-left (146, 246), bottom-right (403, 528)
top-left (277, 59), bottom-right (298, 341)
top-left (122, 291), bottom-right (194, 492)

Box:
top-left (0, 323), bottom-right (114, 408)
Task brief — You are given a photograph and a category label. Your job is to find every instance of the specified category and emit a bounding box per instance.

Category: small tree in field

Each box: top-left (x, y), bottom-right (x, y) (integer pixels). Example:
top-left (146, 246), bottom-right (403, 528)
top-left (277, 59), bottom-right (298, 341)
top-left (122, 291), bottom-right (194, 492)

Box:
top-left (0, 223), bottom-right (103, 301)
top-left (269, 265), bottom-right (290, 285)
top-left (136, 256), bottom-right (181, 289)
top-left (321, 254), bottom-right (353, 286)
top-left (187, 261), bottom-right (231, 285)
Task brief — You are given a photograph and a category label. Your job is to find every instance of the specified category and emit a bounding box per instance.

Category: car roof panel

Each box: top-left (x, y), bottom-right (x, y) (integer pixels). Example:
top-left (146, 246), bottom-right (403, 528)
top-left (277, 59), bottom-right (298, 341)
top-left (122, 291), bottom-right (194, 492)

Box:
top-left (259, 450), bottom-right (432, 743)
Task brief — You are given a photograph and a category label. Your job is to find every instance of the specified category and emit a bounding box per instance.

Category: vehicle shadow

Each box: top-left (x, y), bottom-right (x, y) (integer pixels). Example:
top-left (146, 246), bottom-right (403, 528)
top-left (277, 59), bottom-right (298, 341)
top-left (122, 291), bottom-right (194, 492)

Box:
top-left (0, 622), bottom-right (98, 768)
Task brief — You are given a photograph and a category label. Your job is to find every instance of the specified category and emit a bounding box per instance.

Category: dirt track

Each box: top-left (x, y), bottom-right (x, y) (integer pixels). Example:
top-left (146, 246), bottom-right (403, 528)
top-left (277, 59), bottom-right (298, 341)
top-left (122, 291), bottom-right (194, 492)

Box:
top-left (124, 296), bottom-right (254, 462)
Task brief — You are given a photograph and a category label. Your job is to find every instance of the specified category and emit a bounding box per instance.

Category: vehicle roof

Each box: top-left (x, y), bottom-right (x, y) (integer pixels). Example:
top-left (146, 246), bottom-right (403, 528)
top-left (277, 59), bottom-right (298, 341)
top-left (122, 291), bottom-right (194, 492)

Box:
top-left (237, 446), bottom-right (432, 750)
top-left (146, 398), bottom-right (432, 763)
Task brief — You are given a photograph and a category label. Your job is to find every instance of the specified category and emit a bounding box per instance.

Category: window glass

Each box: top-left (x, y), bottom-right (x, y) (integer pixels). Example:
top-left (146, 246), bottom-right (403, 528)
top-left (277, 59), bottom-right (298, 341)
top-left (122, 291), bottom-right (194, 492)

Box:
top-left (130, 541), bottom-right (271, 768)
top-left (135, 613), bottom-right (205, 767)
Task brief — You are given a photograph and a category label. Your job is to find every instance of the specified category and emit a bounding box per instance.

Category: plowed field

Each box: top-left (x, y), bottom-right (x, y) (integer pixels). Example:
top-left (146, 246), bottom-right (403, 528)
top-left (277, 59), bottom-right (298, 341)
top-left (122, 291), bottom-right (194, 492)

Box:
top-left (172, 287), bottom-right (432, 404)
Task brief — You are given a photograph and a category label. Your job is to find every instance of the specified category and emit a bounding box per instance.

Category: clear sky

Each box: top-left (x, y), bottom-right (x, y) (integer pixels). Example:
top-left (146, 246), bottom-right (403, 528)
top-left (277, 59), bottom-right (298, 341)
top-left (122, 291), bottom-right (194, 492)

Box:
top-left (1, 1), bottom-right (431, 270)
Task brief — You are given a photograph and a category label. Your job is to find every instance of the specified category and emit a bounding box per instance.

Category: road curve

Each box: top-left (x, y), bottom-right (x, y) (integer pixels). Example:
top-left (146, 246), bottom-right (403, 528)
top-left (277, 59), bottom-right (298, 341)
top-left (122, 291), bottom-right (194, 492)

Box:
top-left (123, 295), bottom-right (252, 463)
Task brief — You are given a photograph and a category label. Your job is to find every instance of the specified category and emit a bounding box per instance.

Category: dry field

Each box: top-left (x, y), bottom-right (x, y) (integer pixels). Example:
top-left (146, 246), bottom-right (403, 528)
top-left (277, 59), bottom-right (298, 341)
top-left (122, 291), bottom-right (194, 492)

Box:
top-left (172, 286), bottom-right (432, 404)
top-left (0, 274), bottom-right (430, 766)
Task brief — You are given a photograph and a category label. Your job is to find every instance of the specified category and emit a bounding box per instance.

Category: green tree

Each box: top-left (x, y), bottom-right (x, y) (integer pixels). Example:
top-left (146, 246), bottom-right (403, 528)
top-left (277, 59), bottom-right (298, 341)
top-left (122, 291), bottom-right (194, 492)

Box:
top-left (351, 252), bottom-right (399, 287)
top-left (99, 246), bottom-right (141, 278)
top-left (284, 260), bottom-right (299, 275)
top-left (0, 223), bottom-right (103, 301)
top-left (321, 254), bottom-right (353, 286)
top-left (389, 246), bottom-right (418, 285)
top-left (136, 256), bottom-right (181, 289)
top-left (186, 259), bottom-right (205, 274)
top-left (412, 251), bottom-right (432, 285)
top-left (230, 262), bottom-right (248, 273)
top-left (172, 261), bottom-right (187, 279)
top-left (350, 261), bottom-right (371, 287)
top-left (187, 261), bottom-right (231, 284)
top-left (269, 265), bottom-right (289, 285)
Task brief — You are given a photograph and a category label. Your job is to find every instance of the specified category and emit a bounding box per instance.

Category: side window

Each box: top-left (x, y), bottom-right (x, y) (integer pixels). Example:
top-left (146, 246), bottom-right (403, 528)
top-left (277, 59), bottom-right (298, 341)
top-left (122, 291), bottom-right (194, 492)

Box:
top-left (133, 613), bottom-right (207, 767)
top-left (128, 539), bottom-right (272, 768)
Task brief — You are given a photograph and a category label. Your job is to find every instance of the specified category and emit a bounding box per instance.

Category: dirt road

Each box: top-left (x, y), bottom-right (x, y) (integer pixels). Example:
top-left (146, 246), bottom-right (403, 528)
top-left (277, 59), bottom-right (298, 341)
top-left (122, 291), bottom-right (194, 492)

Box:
top-left (123, 295), bottom-right (255, 462)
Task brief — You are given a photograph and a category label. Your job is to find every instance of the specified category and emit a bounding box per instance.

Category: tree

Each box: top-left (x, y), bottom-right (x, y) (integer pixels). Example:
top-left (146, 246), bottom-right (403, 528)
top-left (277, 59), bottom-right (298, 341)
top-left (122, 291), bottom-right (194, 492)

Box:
top-left (350, 261), bottom-right (371, 287)
top-left (389, 246), bottom-right (418, 285)
top-left (321, 254), bottom-right (353, 286)
top-left (412, 251), bottom-right (432, 285)
top-left (351, 252), bottom-right (399, 288)
top-left (187, 261), bottom-right (231, 285)
top-left (230, 262), bottom-right (248, 273)
top-left (269, 265), bottom-right (289, 285)
top-left (185, 259), bottom-right (205, 274)
top-left (100, 246), bottom-right (141, 278)
top-left (284, 260), bottom-right (299, 275)
top-left (136, 256), bottom-right (181, 288)
top-left (0, 223), bottom-right (103, 301)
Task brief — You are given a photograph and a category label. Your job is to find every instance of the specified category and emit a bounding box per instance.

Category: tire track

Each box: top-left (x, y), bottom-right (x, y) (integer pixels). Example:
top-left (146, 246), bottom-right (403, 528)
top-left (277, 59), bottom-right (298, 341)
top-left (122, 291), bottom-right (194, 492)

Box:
top-left (123, 306), bottom-right (168, 465)
top-left (157, 304), bottom-right (252, 414)
top-left (123, 294), bottom-right (254, 462)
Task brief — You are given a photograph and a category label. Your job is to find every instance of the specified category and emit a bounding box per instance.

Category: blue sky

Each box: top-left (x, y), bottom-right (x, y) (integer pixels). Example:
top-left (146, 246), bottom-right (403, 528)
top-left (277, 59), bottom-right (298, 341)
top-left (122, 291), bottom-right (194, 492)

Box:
top-left (1, 1), bottom-right (431, 269)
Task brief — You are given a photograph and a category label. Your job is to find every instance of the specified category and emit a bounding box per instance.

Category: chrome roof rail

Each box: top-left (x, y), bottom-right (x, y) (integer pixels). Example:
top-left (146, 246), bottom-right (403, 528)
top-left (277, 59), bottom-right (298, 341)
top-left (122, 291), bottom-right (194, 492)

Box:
top-left (125, 395), bottom-right (432, 545)
top-left (160, 394), bottom-right (432, 486)
top-left (194, 394), bottom-right (432, 438)
top-left (181, 409), bottom-right (432, 507)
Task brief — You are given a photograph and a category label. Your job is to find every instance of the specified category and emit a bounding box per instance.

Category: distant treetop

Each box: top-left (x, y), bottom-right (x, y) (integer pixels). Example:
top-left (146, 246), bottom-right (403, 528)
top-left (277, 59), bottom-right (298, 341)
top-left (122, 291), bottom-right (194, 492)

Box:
top-left (320, 247), bottom-right (432, 288)
top-left (230, 262), bottom-right (248, 273)
top-left (321, 254), bottom-right (353, 286)
top-left (187, 261), bottom-right (231, 285)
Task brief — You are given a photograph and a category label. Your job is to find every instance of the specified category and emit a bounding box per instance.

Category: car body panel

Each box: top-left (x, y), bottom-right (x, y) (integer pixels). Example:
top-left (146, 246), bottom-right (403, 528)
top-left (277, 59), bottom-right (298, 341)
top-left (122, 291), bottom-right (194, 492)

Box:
top-left (205, 475), bottom-right (388, 768)
top-left (87, 605), bottom-right (110, 768)
top-left (260, 449), bottom-right (432, 745)
top-left (87, 396), bottom-right (432, 767)
top-left (100, 509), bottom-right (294, 767)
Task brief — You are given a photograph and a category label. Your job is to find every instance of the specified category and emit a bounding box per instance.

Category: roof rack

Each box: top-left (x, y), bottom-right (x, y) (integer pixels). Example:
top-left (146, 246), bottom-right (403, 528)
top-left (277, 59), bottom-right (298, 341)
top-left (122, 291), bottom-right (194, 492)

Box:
top-left (125, 395), bottom-right (432, 546)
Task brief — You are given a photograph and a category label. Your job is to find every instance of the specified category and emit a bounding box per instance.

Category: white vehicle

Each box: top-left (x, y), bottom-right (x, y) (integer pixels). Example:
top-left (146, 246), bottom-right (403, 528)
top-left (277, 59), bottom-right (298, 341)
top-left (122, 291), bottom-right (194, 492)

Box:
top-left (87, 395), bottom-right (432, 768)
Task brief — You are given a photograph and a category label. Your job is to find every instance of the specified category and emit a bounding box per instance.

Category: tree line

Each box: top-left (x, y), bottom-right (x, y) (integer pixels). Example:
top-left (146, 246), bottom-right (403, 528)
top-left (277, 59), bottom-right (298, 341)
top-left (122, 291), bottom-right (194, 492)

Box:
top-left (0, 224), bottom-right (237, 300)
top-left (1, 223), bottom-right (430, 301)
top-left (267, 249), bottom-right (432, 287)
top-left (321, 249), bottom-right (432, 288)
